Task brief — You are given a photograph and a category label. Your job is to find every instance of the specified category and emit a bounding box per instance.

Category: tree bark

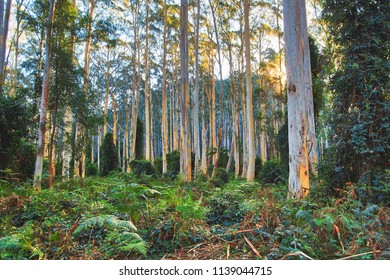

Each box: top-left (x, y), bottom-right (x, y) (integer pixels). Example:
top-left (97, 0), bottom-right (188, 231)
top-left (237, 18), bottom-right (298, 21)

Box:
top-left (161, 0), bottom-right (168, 174)
top-left (193, 0), bottom-right (201, 175)
top-left (129, 8), bottom-right (141, 163)
top-left (283, 0), bottom-right (317, 198)
top-left (33, 0), bottom-right (55, 189)
top-left (144, 0), bottom-right (151, 161)
top-left (180, 0), bottom-right (191, 181)
top-left (0, 0), bottom-right (12, 91)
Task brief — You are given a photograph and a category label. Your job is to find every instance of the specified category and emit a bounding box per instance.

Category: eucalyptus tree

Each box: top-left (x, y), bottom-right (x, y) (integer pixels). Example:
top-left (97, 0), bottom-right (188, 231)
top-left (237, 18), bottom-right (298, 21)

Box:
top-left (33, 0), bottom-right (55, 189)
top-left (283, 0), bottom-right (317, 198)
top-left (180, 0), bottom-right (191, 180)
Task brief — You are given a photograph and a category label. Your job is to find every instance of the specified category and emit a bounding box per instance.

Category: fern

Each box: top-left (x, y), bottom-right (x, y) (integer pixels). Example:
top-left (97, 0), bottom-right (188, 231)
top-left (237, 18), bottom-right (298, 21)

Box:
top-left (73, 215), bottom-right (147, 257)
top-left (0, 221), bottom-right (44, 260)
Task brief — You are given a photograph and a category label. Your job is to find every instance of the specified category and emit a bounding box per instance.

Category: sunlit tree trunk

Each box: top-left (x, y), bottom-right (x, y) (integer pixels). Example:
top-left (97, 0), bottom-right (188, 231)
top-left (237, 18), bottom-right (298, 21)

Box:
top-left (103, 47), bottom-right (110, 136)
top-left (239, 17), bottom-right (248, 177)
top-left (283, 0), bottom-right (317, 198)
top-left (144, 0), bottom-right (151, 161)
top-left (200, 82), bottom-right (208, 174)
top-left (79, 0), bottom-right (94, 178)
top-left (193, 0), bottom-right (201, 175)
top-left (33, 0), bottom-right (55, 189)
top-left (0, 0), bottom-right (11, 91)
top-left (161, 0), bottom-right (168, 174)
top-left (180, 0), bottom-right (191, 181)
top-left (129, 10), bottom-right (141, 163)
top-left (208, 0), bottom-right (224, 177)
top-left (244, 0), bottom-right (255, 181)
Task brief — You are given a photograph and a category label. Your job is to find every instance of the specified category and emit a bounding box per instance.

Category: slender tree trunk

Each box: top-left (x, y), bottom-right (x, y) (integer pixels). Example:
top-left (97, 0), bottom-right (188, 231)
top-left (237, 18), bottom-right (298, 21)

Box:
top-left (0, 0), bottom-right (11, 91)
top-left (283, 0), bottom-right (317, 198)
top-left (238, 17), bottom-right (248, 177)
top-left (201, 82), bottom-right (208, 174)
top-left (208, 0), bottom-right (224, 177)
top-left (33, 0), bottom-right (55, 189)
top-left (130, 13), bottom-right (141, 162)
top-left (103, 47), bottom-right (110, 136)
top-left (111, 90), bottom-right (118, 145)
top-left (79, 0), bottom-right (94, 178)
top-left (161, 0), bottom-right (168, 174)
top-left (193, 0), bottom-right (201, 175)
top-left (211, 62), bottom-right (217, 166)
top-left (180, 0), bottom-right (191, 181)
top-left (173, 61), bottom-right (180, 151)
top-left (244, 0), bottom-right (255, 181)
top-left (144, 0), bottom-right (151, 160)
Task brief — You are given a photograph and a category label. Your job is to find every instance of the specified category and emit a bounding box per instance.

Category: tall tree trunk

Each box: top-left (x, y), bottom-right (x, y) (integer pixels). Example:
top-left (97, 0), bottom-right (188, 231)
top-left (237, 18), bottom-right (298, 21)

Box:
top-left (244, 0), bottom-right (255, 181)
top-left (283, 0), bottom-right (317, 198)
top-left (33, 0), bottom-right (55, 189)
top-left (103, 47), bottom-right (110, 136)
top-left (161, 0), bottom-right (168, 174)
top-left (173, 58), bottom-right (180, 151)
top-left (193, 0), bottom-right (201, 175)
top-left (201, 82), bottom-right (208, 174)
top-left (144, 0), bottom-right (151, 161)
top-left (239, 17), bottom-right (248, 177)
top-left (129, 11), bottom-right (141, 162)
top-left (208, 0), bottom-right (224, 177)
top-left (180, 0), bottom-right (191, 181)
top-left (79, 0), bottom-right (94, 178)
top-left (0, 0), bottom-right (11, 92)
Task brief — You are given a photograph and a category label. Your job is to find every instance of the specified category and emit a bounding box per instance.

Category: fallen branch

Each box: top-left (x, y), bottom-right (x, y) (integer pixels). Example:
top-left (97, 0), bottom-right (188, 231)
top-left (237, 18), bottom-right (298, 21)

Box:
top-left (338, 250), bottom-right (382, 260)
top-left (282, 250), bottom-right (314, 260)
top-left (187, 242), bottom-right (207, 253)
top-left (243, 234), bottom-right (262, 258)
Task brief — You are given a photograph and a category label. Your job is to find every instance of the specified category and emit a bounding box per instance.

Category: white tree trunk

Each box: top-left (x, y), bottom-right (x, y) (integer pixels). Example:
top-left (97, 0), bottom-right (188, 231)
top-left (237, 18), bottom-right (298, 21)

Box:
top-left (245, 0), bottom-right (255, 181)
top-left (283, 0), bottom-right (317, 198)
top-left (33, 0), bottom-right (55, 189)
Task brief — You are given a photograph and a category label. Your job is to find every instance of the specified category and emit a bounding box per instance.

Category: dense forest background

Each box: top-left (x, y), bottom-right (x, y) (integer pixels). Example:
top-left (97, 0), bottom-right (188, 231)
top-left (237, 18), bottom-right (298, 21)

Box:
top-left (0, 0), bottom-right (388, 260)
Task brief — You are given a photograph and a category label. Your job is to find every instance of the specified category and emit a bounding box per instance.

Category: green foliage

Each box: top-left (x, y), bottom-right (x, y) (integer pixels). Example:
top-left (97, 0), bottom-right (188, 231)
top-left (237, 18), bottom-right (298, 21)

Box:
top-left (11, 141), bottom-right (36, 180)
top-left (210, 167), bottom-right (229, 188)
top-left (323, 0), bottom-right (390, 186)
top-left (206, 191), bottom-right (244, 226)
top-left (0, 221), bottom-right (44, 260)
top-left (129, 160), bottom-right (156, 177)
top-left (260, 159), bottom-right (287, 185)
top-left (135, 117), bottom-right (144, 160)
top-left (86, 162), bottom-right (98, 176)
top-left (0, 173), bottom-right (388, 260)
top-left (153, 157), bottom-right (163, 176)
top-left (255, 157), bottom-right (262, 179)
top-left (73, 215), bottom-right (147, 257)
top-left (100, 133), bottom-right (118, 176)
top-left (166, 150), bottom-right (180, 179)
top-left (0, 95), bottom-right (35, 180)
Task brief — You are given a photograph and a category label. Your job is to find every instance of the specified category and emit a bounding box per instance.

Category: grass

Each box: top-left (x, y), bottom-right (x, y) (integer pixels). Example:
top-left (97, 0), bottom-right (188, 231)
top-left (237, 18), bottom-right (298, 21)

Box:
top-left (0, 172), bottom-right (388, 260)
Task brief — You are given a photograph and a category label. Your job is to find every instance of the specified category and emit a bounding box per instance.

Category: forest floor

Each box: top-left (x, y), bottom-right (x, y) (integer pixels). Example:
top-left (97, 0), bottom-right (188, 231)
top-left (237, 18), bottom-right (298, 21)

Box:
top-left (0, 172), bottom-right (388, 260)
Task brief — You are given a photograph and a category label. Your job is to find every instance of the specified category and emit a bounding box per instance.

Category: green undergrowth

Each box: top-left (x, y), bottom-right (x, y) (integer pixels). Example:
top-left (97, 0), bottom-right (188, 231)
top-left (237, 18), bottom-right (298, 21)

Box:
top-left (0, 172), bottom-right (388, 260)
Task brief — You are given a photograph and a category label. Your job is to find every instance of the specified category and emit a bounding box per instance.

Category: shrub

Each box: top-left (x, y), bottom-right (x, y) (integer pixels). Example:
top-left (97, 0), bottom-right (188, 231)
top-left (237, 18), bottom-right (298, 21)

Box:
top-left (129, 160), bottom-right (155, 177)
top-left (210, 167), bottom-right (229, 188)
top-left (206, 192), bottom-right (243, 226)
top-left (260, 159), bottom-right (287, 185)
top-left (166, 151), bottom-right (180, 179)
top-left (86, 162), bottom-right (98, 176)
top-left (100, 133), bottom-right (118, 176)
top-left (255, 157), bottom-right (262, 179)
top-left (135, 117), bottom-right (144, 160)
top-left (154, 157), bottom-right (162, 176)
top-left (12, 141), bottom-right (36, 180)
